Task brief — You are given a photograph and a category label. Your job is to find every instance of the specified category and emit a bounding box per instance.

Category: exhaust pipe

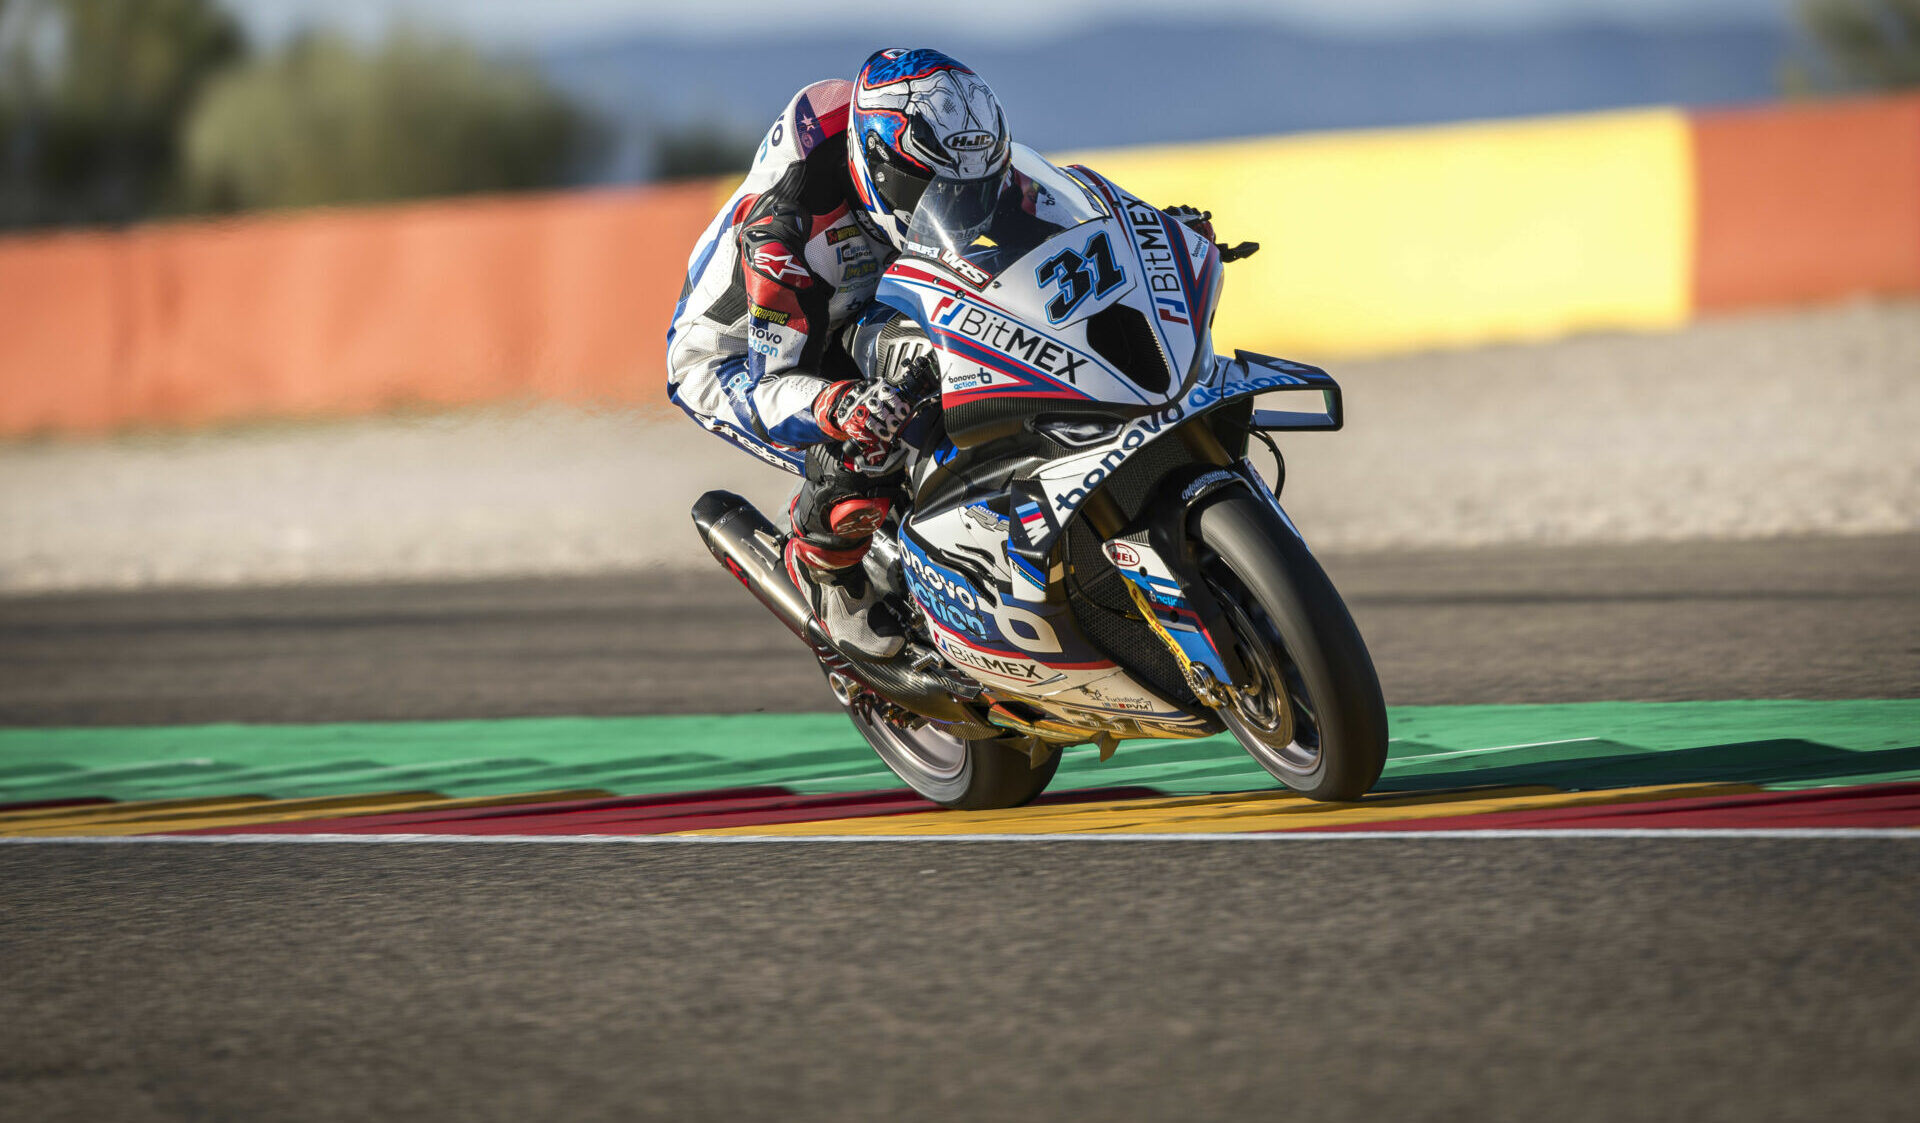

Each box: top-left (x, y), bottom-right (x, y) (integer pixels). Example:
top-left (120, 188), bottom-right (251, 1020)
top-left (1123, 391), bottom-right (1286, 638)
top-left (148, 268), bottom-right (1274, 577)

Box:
top-left (690, 491), bottom-right (999, 738)
top-left (691, 490), bottom-right (814, 642)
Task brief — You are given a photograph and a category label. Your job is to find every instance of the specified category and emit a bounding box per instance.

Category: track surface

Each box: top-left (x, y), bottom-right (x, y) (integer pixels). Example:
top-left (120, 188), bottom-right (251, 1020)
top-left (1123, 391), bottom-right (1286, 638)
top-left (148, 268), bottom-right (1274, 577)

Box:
top-left (6, 534), bottom-right (1917, 1119)
top-left (4, 840), bottom-right (1916, 1122)
top-left (3, 533), bottom-right (1915, 726)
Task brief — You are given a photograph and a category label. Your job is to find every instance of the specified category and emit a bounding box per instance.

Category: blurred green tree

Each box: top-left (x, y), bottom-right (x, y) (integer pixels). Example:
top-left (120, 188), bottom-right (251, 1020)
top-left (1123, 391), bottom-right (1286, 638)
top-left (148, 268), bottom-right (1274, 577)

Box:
top-left (182, 30), bottom-right (598, 212)
top-left (1794, 0), bottom-right (1920, 89)
top-left (0, 0), bottom-right (244, 227)
top-left (652, 120), bottom-right (758, 181)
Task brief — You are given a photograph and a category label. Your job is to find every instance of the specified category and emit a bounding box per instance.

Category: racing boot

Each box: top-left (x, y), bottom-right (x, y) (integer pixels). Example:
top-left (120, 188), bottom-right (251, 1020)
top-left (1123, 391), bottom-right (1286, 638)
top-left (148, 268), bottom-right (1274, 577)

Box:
top-left (785, 539), bottom-right (906, 661)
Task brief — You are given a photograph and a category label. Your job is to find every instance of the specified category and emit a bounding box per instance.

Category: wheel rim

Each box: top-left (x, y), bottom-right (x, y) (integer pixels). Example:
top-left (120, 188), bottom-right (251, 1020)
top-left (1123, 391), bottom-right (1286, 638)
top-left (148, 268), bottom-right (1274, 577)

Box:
top-left (1211, 580), bottom-right (1324, 778)
top-left (850, 704), bottom-right (970, 783)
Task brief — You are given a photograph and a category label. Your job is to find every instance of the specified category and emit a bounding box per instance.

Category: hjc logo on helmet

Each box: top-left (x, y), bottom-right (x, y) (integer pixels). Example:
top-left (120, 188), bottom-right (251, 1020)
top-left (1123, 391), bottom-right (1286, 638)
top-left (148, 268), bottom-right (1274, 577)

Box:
top-left (947, 132), bottom-right (995, 151)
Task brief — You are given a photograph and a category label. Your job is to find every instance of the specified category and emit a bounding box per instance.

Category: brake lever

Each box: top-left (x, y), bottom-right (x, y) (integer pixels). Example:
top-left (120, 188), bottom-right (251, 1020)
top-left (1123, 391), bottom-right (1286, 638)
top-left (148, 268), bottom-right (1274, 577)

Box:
top-left (890, 352), bottom-right (943, 407)
top-left (1218, 241), bottom-right (1261, 263)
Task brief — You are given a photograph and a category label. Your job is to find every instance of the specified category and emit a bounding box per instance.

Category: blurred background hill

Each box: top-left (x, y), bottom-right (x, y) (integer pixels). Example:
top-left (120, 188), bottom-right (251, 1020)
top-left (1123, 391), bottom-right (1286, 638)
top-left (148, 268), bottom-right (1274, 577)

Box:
top-left (4, 0), bottom-right (1919, 227)
top-left (542, 19), bottom-right (1795, 180)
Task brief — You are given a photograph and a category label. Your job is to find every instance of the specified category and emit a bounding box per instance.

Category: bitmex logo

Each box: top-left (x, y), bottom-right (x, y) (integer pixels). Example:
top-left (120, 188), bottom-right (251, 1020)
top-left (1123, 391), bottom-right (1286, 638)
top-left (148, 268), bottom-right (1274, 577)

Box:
top-left (933, 301), bottom-right (1088, 382)
top-left (938, 636), bottom-right (1044, 681)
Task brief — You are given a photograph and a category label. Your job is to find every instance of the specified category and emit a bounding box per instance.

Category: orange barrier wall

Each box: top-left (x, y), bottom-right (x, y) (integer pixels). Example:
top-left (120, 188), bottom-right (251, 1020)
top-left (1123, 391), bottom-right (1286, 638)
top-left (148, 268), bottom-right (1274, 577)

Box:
top-left (2, 96), bottom-right (1917, 436)
top-left (1694, 95), bottom-right (1920, 311)
top-left (0, 182), bottom-right (717, 434)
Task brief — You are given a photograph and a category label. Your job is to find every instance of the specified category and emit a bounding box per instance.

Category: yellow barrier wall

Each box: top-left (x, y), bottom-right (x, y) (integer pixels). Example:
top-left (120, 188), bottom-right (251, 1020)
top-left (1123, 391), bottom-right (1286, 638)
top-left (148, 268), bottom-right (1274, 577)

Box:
top-left (1065, 107), bottom-right (1695, 357)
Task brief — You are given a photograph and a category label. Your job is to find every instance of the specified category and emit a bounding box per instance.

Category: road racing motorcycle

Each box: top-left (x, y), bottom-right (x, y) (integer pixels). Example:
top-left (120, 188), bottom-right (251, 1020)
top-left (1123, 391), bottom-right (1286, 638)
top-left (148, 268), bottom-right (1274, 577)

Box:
top-left (693, 143), bottom-right (1388, 809)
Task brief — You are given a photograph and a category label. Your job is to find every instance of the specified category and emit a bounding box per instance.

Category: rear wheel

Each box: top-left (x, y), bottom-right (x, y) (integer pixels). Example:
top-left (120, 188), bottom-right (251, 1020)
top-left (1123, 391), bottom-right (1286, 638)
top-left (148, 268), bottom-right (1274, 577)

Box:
top-left (1194, 491), bottom-right (1388, 801)
top-left (833, 677), bottom-right (1061, 810)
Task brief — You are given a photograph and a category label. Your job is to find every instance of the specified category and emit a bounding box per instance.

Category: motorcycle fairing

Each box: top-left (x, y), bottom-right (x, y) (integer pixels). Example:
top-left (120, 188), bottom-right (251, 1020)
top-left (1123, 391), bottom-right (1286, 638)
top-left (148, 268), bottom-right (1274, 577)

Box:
top-left (865, 149), bottom-right (1348, 739)
top-left (898, 495), bottom-right (1206, 731)
top-left (1026, 354), bottom-right (1343, 550)
top-left (1065, 164), bottom-right (1222, 392)
top-left (879, 259), bottom-right (1152, 410)
top-left (877, 172), bottom-right (1336, 561)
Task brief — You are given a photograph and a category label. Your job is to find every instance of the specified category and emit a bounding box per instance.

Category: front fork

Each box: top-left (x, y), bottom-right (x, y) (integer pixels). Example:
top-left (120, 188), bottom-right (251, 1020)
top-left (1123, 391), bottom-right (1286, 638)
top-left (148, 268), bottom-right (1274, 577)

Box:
top-left (1086, 458), bottom-right (1280, 708)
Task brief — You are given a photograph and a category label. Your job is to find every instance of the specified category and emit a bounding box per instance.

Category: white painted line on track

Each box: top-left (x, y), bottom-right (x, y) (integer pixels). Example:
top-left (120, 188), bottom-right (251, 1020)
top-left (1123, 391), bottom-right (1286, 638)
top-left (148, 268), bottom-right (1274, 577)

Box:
top-left (1389, 737), bottom-right (1602, 763)
top-left (1, 829), bottom-right (1914, 844)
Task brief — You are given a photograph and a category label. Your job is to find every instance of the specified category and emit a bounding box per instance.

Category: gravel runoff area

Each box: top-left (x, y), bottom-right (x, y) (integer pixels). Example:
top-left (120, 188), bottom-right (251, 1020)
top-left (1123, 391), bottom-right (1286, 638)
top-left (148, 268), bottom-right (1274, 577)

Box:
top-left (3, 299), bottom-right (1915, 592)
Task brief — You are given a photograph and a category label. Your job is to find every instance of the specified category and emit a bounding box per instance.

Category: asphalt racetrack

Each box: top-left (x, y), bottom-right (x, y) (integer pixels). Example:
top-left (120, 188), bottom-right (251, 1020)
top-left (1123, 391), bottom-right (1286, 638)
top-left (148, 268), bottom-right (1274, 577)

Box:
top-left (6, 839), bottom-right (1916, 1122)
top-left (4, 533), bottom-right (1917, 1120)
top-left (3, 533), bottom-right (1915, 725)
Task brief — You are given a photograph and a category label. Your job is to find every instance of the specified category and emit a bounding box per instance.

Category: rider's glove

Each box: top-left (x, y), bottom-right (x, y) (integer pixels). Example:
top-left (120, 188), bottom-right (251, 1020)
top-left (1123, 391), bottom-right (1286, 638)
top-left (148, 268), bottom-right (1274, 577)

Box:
top-left (815, 379), bottom-right (914, 467)
top-left (1162, 204), bottom-right (1216, 245)
top-left (1162, 204), bottom-right (1260, 262)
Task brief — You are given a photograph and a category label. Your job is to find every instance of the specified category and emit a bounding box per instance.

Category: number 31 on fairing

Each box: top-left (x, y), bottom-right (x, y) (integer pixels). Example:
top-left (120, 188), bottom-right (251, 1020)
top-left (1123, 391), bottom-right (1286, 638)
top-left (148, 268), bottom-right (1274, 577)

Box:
top-left (1035, 231), bottom-right (1126, 324)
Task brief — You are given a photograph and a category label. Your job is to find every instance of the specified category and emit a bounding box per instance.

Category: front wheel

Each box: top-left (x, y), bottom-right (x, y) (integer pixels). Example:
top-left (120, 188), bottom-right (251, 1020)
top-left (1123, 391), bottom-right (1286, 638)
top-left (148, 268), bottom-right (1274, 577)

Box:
top-left (834, 677), bottom-right (1061, 810)
top-left (1194, 491), bottom-right (1388, 801)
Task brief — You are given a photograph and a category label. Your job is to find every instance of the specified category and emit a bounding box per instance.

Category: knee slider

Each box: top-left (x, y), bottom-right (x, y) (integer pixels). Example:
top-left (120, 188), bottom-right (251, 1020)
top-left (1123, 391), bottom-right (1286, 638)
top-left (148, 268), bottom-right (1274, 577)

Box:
top-left (826, 497), bottom-right (891, 539)
top-left (786, 536), bottom-right (868, 575)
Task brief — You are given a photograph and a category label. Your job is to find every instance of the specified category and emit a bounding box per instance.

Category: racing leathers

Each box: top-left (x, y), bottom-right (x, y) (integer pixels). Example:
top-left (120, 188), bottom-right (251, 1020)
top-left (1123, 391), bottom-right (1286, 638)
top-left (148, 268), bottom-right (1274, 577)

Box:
top-left (666, 79), bottom-right (909, 657)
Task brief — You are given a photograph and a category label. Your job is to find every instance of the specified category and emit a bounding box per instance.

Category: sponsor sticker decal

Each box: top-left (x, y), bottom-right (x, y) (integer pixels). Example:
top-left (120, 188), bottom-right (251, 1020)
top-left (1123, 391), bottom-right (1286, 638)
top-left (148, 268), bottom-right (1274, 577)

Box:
top-left (747, 303), bottom-right (790, 325)
top-left (932, 301), bottom-right (1088, 382)
top-left (749, 323), bottom-right (788, 356)
top-left (827, 224), bottom-right (863, 244)
top-left (1104, 541), bottom-right (1141, 568)
top-left (937, 635), bottom-right (1046, 682)
top-left (1123, 198), bottom-right (1185, 318)
top-left (1045, 367), bottom-right (1310, 517)
top-left (940, 249), bottom-right (992, 288)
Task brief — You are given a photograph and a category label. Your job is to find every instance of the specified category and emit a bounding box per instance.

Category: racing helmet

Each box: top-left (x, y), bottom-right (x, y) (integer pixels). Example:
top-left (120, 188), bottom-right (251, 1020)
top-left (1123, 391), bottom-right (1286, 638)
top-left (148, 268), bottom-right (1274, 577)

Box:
top-left (846, 48), bottom-right (1011, 250)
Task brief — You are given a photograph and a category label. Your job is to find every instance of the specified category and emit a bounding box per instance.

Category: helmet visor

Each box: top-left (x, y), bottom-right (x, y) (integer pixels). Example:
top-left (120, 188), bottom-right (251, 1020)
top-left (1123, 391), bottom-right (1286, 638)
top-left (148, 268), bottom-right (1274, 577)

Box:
top-left (869, 152), bottom-right (932, 218)
top-left (904, 172), bottom-right (1006, 256)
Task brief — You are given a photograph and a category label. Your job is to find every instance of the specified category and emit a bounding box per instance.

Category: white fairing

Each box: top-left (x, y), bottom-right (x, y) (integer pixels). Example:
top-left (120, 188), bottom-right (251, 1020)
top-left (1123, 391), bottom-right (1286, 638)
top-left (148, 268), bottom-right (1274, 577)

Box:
top-left (896, 502), bottom-right (1204, 734)
top-left (879, 146), bottom-right (1221, 418)
top-left (876, 148), bottom-right (1331, 739)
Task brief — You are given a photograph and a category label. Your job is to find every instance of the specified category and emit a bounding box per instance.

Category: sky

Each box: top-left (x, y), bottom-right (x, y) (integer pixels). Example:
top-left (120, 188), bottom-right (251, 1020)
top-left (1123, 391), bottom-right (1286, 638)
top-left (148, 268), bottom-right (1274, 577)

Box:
top-left (225, 0), bottom-right (1794, 48)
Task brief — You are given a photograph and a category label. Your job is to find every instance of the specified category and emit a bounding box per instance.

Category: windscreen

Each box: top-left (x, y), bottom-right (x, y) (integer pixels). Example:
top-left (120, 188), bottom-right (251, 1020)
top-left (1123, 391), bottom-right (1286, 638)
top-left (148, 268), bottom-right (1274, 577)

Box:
top-left (903, 144), bottom-right (1106, 278)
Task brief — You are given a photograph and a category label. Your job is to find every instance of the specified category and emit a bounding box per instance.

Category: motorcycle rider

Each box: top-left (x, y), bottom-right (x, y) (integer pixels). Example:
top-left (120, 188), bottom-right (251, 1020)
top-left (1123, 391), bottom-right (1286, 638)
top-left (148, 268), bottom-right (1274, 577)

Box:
top-left (667, 48), bottom-right (1220, 660)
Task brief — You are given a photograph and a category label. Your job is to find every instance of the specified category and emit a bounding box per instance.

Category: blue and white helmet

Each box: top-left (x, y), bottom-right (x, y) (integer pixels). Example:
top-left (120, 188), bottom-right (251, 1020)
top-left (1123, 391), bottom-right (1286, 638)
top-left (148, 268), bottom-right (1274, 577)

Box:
top-left (846, 48), bottom-right (1011, 250)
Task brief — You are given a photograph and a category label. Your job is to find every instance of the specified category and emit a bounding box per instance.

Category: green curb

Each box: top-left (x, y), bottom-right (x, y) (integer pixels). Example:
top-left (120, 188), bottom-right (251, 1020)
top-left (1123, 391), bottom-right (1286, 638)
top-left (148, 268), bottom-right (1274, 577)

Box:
top-left (1, 700), bottom-right (1915, 804)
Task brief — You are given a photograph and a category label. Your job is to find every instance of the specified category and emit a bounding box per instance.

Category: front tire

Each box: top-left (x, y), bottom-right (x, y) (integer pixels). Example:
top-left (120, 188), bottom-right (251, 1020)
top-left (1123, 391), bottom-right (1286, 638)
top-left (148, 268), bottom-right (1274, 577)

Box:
top-left (1194, 490), bottom-right (1388, 801)
top-left (836, 682), bottom-right (1061, 810)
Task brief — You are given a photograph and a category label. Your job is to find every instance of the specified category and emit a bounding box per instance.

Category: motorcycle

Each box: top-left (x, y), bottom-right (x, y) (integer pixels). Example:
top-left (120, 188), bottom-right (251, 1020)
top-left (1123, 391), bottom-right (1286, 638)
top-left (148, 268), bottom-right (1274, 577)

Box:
top-left (692, 143), bottom-right (1387, 810)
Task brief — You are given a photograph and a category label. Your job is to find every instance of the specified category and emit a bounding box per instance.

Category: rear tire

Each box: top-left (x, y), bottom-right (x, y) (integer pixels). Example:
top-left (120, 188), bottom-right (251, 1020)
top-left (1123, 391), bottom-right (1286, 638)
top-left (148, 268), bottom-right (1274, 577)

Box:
top-left (834, 678), bottom-right (1061, 810)
top-left (1194, 490), bottom-right (1388, 801)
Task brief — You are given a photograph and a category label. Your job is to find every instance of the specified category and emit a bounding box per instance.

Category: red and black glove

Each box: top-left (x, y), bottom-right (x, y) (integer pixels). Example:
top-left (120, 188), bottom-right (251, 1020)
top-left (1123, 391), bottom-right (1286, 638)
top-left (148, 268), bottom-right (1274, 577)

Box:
top-left (1163, 204), bottom-right (1260, 261)
top-left (1162, 204), bottom-right (1216, 245)
top-left (815, 379), bottom-right (914, 467)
